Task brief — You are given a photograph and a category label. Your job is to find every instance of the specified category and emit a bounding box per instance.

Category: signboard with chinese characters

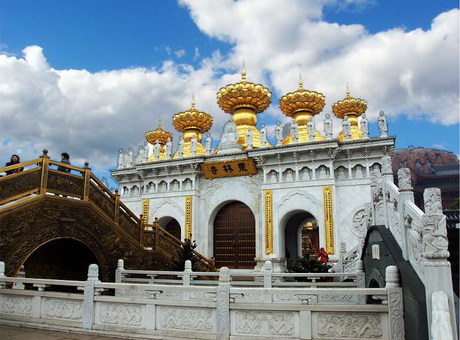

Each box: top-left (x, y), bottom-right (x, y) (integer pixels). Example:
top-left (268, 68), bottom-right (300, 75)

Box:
top-left (201, 158), bottom-right (257, 179)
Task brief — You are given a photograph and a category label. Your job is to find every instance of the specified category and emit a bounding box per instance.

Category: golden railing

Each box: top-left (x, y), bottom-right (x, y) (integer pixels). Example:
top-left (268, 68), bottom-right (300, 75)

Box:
top-left (0, 150), bottom-right (214, 269)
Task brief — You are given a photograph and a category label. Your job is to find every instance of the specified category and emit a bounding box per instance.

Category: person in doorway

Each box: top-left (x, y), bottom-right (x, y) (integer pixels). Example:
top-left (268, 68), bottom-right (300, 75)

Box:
top-left (57, 153), bottom-right (71, 172)
top-left (318, 247), bottom-right (329, 263)
top-left (5, 154), bottom-right (23, 175)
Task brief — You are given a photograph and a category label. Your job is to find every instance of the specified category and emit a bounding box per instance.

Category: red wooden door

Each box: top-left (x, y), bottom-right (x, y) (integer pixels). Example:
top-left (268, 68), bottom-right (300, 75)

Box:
top-left (213, 202), bottom-right (256, 269)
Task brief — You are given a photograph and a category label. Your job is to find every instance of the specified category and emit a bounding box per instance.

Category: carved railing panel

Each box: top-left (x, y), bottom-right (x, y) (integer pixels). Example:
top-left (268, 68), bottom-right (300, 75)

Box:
top-left (118, 211), bottom-right (140, 240)
top-left (89, 183), bottom-right (115, 219)
top-left (47, 170), bottom-right (84, 198)
top-left (0, 169), bottom-right (41, 204)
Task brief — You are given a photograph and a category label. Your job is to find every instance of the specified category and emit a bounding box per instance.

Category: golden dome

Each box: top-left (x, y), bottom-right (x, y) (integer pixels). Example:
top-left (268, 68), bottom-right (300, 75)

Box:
top-left (216, 69), bottom-right (271, 114)
top-left (173, 100), bottom-right (213, 133)
top-left (279, 79), bottom-right (325, 118)
top-left (145, 121), bottom-right (173, 145)
top-left (332, 88), bottom-right (367, 119)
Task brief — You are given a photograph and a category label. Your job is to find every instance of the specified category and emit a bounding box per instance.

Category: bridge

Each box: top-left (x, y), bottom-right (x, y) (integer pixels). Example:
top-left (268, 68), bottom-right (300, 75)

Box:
top-left (0, 151), bottom-right (213, 281)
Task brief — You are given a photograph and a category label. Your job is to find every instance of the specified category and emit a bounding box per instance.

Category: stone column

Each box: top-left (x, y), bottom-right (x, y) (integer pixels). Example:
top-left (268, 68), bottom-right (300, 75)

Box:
top-left (397, 168), bottom-right (414, 260)
top-left (82, 264), bottom-right (100, 329)
top-left (216, 267), bottom-right (230, 340)
top-left (385, 266), bottom-right (405, 340)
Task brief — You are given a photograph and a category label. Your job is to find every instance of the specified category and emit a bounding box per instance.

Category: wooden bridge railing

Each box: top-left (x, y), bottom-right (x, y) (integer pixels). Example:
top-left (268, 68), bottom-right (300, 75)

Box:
top-left (0, 150), bottom-right (214, 269)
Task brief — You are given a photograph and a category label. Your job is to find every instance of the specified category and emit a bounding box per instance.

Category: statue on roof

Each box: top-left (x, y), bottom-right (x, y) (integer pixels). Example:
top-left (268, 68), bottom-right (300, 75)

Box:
top-left (190, 135), bottom-right (197, 156)
top-left (165, 137), bottom-right (172, 159)
top-left (246, 128), bottom-right (253, 149)
top-left (117, 149), bottom-right (125, 169)
top-left (307, 117), bottom-right (315, 141)
top-left (205, 133), bottom-right (212, 155)
top-left (136, 145), bottom-right (145, 164)
top-left (290, 119), bottom-right (298, 143)
top-left (217, 120), bottom-right (242, 155)
top-left (342, 116), bottom-right (351, 140)
top-left (360, 114), bottom-right (369, 139)
top-left (153, 140), bottom-right (161, 160)
top-left (378, 111), bottom-right (388, 137)
top-left (177, 138), bottom-right (184, 158)
top-left (275, 122), bottom-right (283, 146)
top-left (324, 113), bottom-right (333, 140)
top-left (260, 124), bottom-right (267, 146)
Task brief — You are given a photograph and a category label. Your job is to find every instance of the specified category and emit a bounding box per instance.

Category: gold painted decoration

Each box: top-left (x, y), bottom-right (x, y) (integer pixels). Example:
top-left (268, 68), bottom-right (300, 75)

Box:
top-left (279, 78), bottom-right (325, 118)
top-left (185, 196), bottom-right (192, 240)
top-left (145, 121), bottom-right (173, 145)
top-left (265, 190), bottom-right (273, 255)
top-left (173, 100), bottom-right (213, 134)
top-left (142, 199), bottom-right (149, 224)
top-left (201, 158), bottom-right (257, 179)
top-left (323, 186), bottom-right (334, 254)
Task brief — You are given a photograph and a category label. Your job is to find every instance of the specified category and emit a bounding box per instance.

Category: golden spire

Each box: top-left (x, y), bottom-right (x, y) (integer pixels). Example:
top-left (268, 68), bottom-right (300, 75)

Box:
top-left (332, 86), bottom-right (367, 141)
top-left (216, 68), bottom-right (271, 149)
top-left (173, 99), bottom-right (213, 157)
top-left (279, 78), bottom-right (325, 144)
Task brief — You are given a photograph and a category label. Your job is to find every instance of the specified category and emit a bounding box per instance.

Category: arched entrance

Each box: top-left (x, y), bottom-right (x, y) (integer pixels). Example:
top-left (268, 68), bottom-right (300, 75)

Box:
top-left (23, 238), bottom-right (99, 282)
top-left (213, 201), bottom-right (256, 269)
top-left (284, 211), bottom-right (319, 261)
top-left (163, 218), bottom-right (181, 240)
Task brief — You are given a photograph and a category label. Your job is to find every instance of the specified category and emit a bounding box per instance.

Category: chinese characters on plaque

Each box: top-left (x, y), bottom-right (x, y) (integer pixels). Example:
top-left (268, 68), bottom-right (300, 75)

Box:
top-left (200, 158), bottom-right (257, 179)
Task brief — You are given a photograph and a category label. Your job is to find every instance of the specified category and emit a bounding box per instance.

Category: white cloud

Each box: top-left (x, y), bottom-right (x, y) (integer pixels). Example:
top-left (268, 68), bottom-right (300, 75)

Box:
top-left (0, 0), bottom-right (458, 174)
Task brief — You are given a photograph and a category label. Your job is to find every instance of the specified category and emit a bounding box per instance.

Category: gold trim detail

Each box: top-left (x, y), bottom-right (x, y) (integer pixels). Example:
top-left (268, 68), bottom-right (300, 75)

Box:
top-left (265, 190), bottom-right (273, 255)
top-left (185, 196), bottom-right (193, 240)
top-left (142, 199), bottom-right (149, 224)
top-left (201, 158), bottom-right (257, 179)
top-left (323, 186), bottom-right (334, 254)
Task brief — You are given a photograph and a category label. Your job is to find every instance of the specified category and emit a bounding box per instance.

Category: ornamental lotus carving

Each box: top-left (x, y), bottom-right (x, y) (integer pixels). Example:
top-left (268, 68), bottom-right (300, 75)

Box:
top-left (217, 78), bottom-right (271, 114)
top-left (145, 124), bottom-right (173, 145)
top-left (332, 93), bottom-right (367, 119)
top-left (279, 87), bottom-right (325, 117)
top-left (173, 108), bottom-right (213, 133)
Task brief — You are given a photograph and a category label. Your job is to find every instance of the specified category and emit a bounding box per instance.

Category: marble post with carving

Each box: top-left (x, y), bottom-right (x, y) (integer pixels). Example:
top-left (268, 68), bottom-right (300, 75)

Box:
top-left (275, 121), bottom-right (283, 146)
top-left (246, 127), bottom-right (253, 149)
top-left (260, 124), bottom-right (267, 147)
top-left (290, 119), bottom-right (298, 143)
top-left (216, 267), bottom-right (230, 340)
top-left (190, 135), bottom-right (197, 156)
top-left (342, 116), bottom-right (351, 140)
top-left (378, 111), bottom-right (388, 137)
top-left (324, 113), bottom-right (333, 140)
top-left (360, 113), bottom-right (369, 139)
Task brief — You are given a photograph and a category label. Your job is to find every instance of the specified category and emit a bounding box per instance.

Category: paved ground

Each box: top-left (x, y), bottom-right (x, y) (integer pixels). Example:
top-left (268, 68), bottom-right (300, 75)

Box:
top-left (0, 324), bottom-right (162, 340)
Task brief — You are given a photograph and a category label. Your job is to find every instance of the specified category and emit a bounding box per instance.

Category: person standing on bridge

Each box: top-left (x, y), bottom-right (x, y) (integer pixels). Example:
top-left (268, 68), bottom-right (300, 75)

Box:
top-left (57, 153), bottom-right (71, 172)
top-left (5, 154), bottom-right (23, 175)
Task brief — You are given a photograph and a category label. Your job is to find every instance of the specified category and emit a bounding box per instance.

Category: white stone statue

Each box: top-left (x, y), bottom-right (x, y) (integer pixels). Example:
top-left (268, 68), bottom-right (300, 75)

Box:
top-left (275, 121), bottom-right (283, 146)
top-left (360, 113), bottom-right (369, 139)
top-left (421, 214), bottom-right (449, 259)
top-left (355, 165), bottom-right (364, 179)
top-left (337, 167), bottom-right (346, 180)
top-left (165, 137), bottom-right (172, 159)
top-left (307, 117), bottom-right (315, 141)
top-left (125, 147), bottom-right (134, 167)
top-left (246, 127), bottom-right (253, 149)
top-left (324, 113), bottom-right (333, 139)
top-left (260, 124), bottom-right (267, 147)
top-left (143, 142), bottom-right (150, 162)
top-left (205, 133), bottom-right (212, 155)
top-left (378, 111), bottom-right (388, 137)
top-left (117, 149), bottom-right (125, 169)
top-left (290, 120), bottom-right (298, 143)
top-left (153, 140), bottom-right (161, 160)
top-left (135, 145), bottom-right (145, 164)
top-left (217, 120), bottom-right (242, 155)
top-left (342, 116), bottom-right (351, 140)
top-left (302, 168), bottom-right (311, 180)
top-left (190, 135), bottom-right (197, 156)
top-left (177, 138), bottom-right (184, 158)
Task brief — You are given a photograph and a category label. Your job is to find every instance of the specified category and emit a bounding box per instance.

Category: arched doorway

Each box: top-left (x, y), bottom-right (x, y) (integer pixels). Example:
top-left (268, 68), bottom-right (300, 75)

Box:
top-left (284, 211), bottom-right (319, 261)
top-left (164, 218), bottom-right (181, 240)
top-left (23, 238), bottom-right (99, 288)
top-left (213, 201), bottom-right (256, 269)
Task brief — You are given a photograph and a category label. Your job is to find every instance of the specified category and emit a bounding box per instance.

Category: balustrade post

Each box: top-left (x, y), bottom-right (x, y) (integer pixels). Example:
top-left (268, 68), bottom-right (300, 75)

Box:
top-left (262, 260), bottom-right (273, 303)
top-left (0, 261), bottom-right (5, 289)
top-left (183, 260), bottom-right (192, 300)
top-left (39, 149), bottom-right (50, 195)
top-left (397, 168), bottom-right (414, 260)
top-left (385, 266), bottom-right (405, 340)
top-left (83, 161), bottom-right (90, 201)
top-left (216, 267), bottom-right (230, 340)
top-left (115, 259), bottom-right (124, 283)
top-left (82, 264), bottom-right (100, 329)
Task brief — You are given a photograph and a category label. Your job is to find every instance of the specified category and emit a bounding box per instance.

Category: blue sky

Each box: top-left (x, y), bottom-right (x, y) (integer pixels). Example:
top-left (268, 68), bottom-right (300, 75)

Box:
top-left (0, 0), bottom-right (458, 186)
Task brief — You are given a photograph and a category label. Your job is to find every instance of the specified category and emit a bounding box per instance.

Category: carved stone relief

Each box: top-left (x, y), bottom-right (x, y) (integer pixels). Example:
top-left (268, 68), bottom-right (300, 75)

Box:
top-left (317, 313), bottom-right (382, 337)
top-left (159, 307), bottom-right (214, 332)
top-left (235, 311), bottom-right (296, 336)
top-left (0, 296), bottom-right (32, 315)
top-left (99, 303), bottom-right (143, 326)
top-left (43, 298), bottom-right (82, 320)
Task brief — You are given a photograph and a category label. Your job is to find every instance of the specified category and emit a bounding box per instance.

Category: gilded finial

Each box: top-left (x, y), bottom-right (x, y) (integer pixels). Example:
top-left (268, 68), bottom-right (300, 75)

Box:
top-left (299, 73), bottom-right (304, 89)
top-left (158, 120), bottom-right (162, 129)
top-left (241, 62), bottom-right (247, 83)
top-left (191, 94), bottom-right (196, 109)
top-left (346, 83), bottom-right (350, 97)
